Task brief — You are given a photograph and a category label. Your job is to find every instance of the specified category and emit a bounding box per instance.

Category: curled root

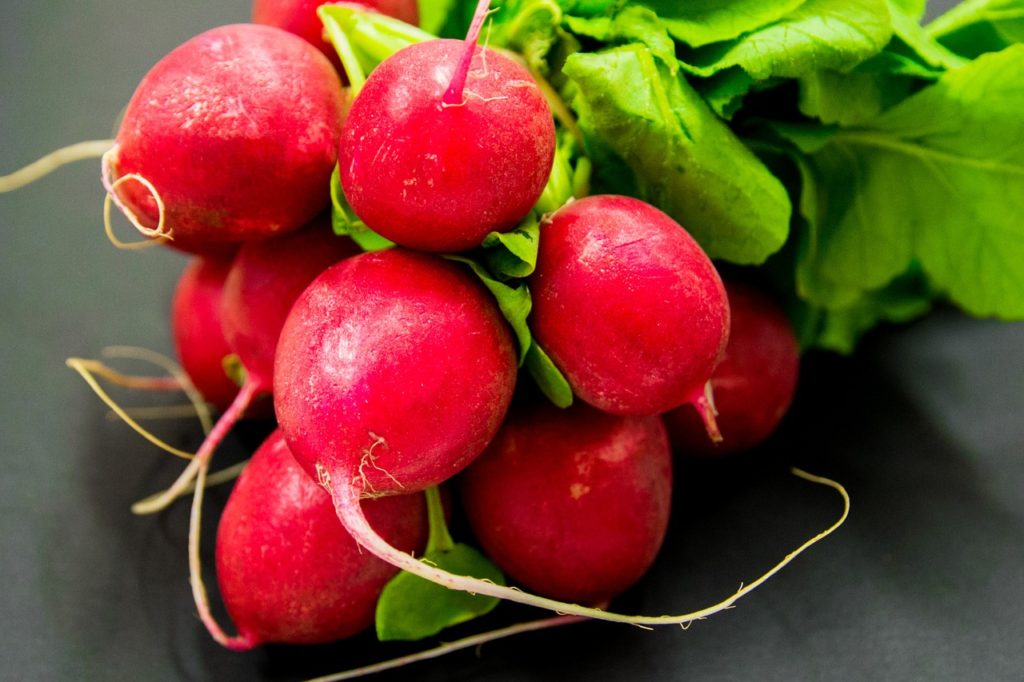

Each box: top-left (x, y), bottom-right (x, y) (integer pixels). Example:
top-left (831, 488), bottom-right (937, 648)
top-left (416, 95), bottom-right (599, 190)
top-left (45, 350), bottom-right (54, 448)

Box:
top-left (101, 147), bottom-right (171, 250)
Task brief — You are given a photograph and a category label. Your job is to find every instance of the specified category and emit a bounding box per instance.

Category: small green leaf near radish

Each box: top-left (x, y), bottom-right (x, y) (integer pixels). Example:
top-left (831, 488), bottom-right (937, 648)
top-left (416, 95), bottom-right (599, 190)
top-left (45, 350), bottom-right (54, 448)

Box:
top-left (375, 487), bottom-right (505, 641)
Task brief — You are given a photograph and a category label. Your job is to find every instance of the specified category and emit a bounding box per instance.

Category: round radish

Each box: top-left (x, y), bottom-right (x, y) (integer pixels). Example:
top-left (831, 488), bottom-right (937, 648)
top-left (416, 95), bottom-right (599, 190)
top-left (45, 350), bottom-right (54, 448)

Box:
top-left (171, 256), bottom-right (239, 412)
top-left (273, 248), bottom-right (517, 496)
top-left (213, 429), bottom-right (427, 648)
top-left (106, 24), bottom-right (346, 250)
top-left (253, 0), bottom-right (419, 73)
top-left (665, 280), bottom-right (800, 456)
top-left (461, 403), bottom-right (672, 605)
top-left (339, 39), bottom-right (556, 252)
top-left (529, 195), bottom-right (731, 424)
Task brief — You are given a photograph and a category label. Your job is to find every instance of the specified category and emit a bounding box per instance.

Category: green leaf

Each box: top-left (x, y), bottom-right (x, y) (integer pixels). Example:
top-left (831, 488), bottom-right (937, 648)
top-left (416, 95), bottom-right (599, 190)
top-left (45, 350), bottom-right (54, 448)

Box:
top-left (697, 68), bottom-right (756, 120)
top-left (525, 342), bottom-right (574, 408)
top-left (563, 44), bottom-right (791, 264)
top-left (634, 0), bottom-right (807, 49)
top-left (794, 267), bottom-right (934, 352)
top-left (680, 0), bottom-right (892, 81)
top-left (489, 0), bottom-right (565, 74)
top-left (794, 45), bottom-right (1024, 318)
top-left (376, 488), bottom-right (505, 642)
top-left (564, 6), bottom-right (677, 69)
top-left (885, 0), bottom-right (968, 71)
top-left (481, 216), bottom-right (541, 280)
top-left (418, 0), bottom-right (462, 35)
top-left (329, 165), bottom-right (395, 251)
top-left (448, 256), bottom-right (534, 365)
top-left (320, 3), bottom-right (435, 94)
top-left (927, 0), bottom-right (1024, 59)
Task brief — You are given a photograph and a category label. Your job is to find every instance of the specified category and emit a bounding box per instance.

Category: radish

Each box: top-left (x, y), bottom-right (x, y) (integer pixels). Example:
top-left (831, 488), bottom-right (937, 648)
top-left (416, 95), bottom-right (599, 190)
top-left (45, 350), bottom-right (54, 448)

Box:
top-left (665, 280), bottom-right (800, 456)
top-left (135, 223), bottom-right (358, 514)
top-left (171, 256), bottom-right (239, 412)
top-left (460, 403), bottom-right (672, 605)
top-left (273, 248), bottom-right (518, 495)
top-left (104, 24), bottom-right (346, 251)
top-left (253, 0), bottom-right (419, 72)
top-left (338, 0), bottom-right (556, 252)
top-left (529, 195), bottom-right (731, 427)
top-left (208, 429), bottom-right (428, 649)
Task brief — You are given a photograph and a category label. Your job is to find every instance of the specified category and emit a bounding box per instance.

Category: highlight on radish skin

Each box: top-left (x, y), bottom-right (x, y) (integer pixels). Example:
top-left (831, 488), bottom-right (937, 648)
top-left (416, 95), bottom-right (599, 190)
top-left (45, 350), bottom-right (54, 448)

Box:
top-left (461, 403), bottom-right (672, 606)
top-left (665, 280), bottom-right (800, 456)
top-left (106, 24), bottom-right (347, 250)
top-left (529, 195), bottom-right (731, 426)
top-left (210, 430), bottom-right (428, 649)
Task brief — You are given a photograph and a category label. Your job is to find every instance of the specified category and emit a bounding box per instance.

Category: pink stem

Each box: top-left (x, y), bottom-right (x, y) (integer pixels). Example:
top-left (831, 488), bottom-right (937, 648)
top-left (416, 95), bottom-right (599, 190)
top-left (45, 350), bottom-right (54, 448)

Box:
top-left (187, 380), bottom-right (264, 650)
top-left (442, 0), bottom-right (493, 105)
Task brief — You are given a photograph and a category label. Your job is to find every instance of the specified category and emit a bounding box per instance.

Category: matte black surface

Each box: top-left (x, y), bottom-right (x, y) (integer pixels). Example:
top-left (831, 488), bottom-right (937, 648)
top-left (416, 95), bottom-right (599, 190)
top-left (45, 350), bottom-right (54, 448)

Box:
top-left (2, 1), bottom-right (1022, 680)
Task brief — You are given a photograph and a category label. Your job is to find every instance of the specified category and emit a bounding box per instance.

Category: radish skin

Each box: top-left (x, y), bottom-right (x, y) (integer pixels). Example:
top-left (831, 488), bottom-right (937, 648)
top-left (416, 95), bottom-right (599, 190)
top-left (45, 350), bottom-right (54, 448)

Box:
top-left (665, 281), bottom-right (800, 456)
top-left (462, 404), bottom-right (673, 605)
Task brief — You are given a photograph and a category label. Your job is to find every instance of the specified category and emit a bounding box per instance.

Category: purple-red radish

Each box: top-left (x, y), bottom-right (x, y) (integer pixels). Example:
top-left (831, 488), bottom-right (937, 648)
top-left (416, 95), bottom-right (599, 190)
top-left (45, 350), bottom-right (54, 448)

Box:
top-left (665, 281), bottom-right (800, 456)
top-left (273, 248), bottom-right (517, 495)
top-left (136, 223), bottom-right (358, 514)
top-left (529, 195), bottom-right (731, 427)
top-left (253, 0), bottom-right (420, 73)
top-left (461, 403), bottom-right (672, 605)
top-left (171, 256), bottom-right (239, 412)
top-left (206, 429), bottom-right (427, 649)
top-left (338, 0), bottom-right (556, 252)
top-left (104, 24), bottom-right (346, 251)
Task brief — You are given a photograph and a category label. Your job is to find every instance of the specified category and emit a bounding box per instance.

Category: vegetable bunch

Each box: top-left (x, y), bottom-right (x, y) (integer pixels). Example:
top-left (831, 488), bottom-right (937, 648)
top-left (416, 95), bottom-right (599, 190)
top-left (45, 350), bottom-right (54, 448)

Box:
top-left (10, 0), bottom-right (1018, 677)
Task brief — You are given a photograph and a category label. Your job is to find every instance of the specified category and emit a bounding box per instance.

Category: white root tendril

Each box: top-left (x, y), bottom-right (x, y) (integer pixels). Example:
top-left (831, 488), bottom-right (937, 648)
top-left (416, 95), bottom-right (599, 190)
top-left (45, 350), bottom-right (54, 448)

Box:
top-left (102, 345), bottom-right (213, 434)
top-left (0, 139), bottom-right (114, 192)
top-left (101, 146), bottom-right (172, 250)
top-left (336, 468), bottom-right (849, 628)
top-left (305, 614), bottom-right (585, 682)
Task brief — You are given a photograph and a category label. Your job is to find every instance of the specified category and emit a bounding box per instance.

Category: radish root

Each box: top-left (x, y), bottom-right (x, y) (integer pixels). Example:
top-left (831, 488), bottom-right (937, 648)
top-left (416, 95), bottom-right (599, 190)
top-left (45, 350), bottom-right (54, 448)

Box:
top-left (305, 614), bottom-right (585, 681)
top-left (334, 467), bottom-right (848, 627)
top-left (66, 357), bottom-right (196, 461)
top-left (0, 139), bottom-right (114, 192)
top-left (101, 147), bottom-right (171, 249)
top-left (132, 380), bottom-right (262, 515)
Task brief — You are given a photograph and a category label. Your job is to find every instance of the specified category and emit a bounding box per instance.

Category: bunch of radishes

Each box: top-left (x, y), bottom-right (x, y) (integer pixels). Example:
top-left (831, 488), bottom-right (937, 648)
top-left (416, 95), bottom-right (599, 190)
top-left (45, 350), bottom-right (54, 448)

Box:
top-left (83, 0), bottom-right (821, 667)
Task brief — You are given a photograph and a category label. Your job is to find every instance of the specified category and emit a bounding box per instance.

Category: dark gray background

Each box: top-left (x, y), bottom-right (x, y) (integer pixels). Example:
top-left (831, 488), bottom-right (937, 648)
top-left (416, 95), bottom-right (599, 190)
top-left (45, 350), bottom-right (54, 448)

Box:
top-left (2, 1), bottom-right (1022, 680)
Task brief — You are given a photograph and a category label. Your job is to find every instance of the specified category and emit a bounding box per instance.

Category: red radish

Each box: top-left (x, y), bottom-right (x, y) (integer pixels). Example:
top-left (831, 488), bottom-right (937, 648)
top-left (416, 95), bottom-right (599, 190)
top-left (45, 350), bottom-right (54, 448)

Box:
top-left (273, 248), bottom-right (517, 495)
top-left (461, 403), bottom-right (672, 605)
top-left (210, 430), bottom-right (428, 649)
top-left (665, 281), bottom-right (800, 456)
top-left (338, 10), bottom-right (556, 251)
top-left (253, 0), bottom-right (419, 73)
top-left (138, 223), bottom-right (358, 513)
top-left (105, 24), bottom-right (346, 250)
top-left (529, 195), bottom-right (731, 425)
top-left (171, 256), bottom-right (239, 412)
